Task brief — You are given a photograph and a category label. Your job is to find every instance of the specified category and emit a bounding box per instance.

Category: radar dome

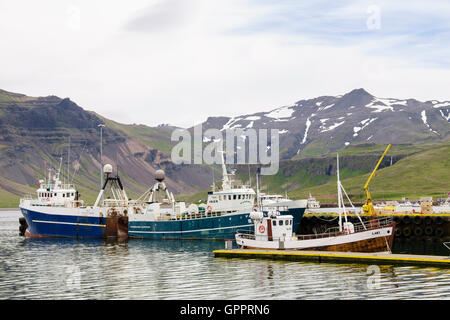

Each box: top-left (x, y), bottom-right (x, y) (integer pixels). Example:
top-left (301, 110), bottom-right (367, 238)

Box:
top-left (155, 169), bottom-right (165, 182)
top-left (103, 164), bottom-right (113, 174)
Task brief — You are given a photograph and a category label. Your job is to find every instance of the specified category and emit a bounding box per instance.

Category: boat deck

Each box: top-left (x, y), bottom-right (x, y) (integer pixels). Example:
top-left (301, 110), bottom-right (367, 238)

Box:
top-left (213, 249), bottom-right (450, 268)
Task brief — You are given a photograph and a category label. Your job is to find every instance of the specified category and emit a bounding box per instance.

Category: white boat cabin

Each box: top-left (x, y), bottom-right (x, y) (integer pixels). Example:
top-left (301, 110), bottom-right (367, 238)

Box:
top-left (26, 168), bottom-right (82, 207)
top-left (206, 188), bottom-right (256, 214)
top-left (258, 193), bottom-right (290, 206)
top-left (250, 210), bottom-right (294, 241)
top-left (307, 193), bottom-right (320, 209)
top-left (205, 151), bottom-right (256, 214)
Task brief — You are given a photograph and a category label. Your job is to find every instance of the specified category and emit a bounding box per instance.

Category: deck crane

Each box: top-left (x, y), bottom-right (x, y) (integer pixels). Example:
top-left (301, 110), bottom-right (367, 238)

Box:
top-left (362, 144), bottom-right (391, 216)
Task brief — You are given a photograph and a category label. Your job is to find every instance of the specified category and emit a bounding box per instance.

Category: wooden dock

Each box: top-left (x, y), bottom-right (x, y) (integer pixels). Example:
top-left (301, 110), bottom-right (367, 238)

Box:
top-left (213, 249), bottom-right (450, 268)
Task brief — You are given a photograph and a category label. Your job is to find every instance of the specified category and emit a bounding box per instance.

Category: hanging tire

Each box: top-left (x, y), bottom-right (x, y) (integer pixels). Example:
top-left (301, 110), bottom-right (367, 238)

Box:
top-left (413, 216), bottom-right (422, 225)
top-left (395, 228), bottom-right (402, 237)
top-left (403, 226), bottom-right (412, 237)
top-left (435, 216), bottom-right (444, 225)
top-left (414, 227), bottom-right (423, 237)
top-left (434, 227), bottom-right (444, 237)
top-left (402, 216), bottom-right (411, 224)
top-left (394, 216), bottom-right (401, 224)
top-left (424, 226), bottom-right (434, 236)
top-left (424, 216), bottom-right (433, 225)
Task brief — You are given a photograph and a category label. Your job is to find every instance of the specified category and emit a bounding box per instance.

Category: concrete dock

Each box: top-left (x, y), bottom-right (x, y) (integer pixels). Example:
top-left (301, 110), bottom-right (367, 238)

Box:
top-left (213, 249), bottom-right (450, 268)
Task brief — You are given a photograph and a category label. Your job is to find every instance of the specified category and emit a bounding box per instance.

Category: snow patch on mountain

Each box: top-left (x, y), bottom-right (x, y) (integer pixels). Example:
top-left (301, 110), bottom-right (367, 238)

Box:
top-left (433, 102), bottom-right (450, 109)
top-left (439, 109), bottom-right (450, 121)
top-left (321, 121), bottom-right (345, 132)
top-left (221, 117), bottom-right (240, 131)
top-left (365, 97), bottom-right (408, 113)
top-left (244, 116), bottom-right (261, 121)
top-left (421, 110), bottom-right (438, 134)
top-left (266, 106), bottom-right (295, 119)
top-left (353, 117), bottom-right (377, 137)
top-left (301, 117), bottom-right (312, 144)
top-left (365, 99), bottom-right (394, 113)
top-left (322, 103), bottom-right (334, 110)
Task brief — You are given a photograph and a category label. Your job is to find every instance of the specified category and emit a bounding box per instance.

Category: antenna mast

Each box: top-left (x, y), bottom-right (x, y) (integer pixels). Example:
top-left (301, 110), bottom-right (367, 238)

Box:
top-left (67, 136), bottom-right (70, 186)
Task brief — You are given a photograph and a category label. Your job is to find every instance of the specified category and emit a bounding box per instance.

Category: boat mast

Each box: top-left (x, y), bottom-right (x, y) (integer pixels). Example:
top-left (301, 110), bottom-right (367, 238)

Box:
top-left (211, 165), bottom-right (216, 192)
top-left (57, 157), bottom-right (63, 181)
top-left (337, 154), bottom-right (343, 231)
top-left (98, 124), bottom-right (105, 200)
top-left (219, 151), bottom-right (232, 190)
top-left (67, 136), bottom-right (70, 186)
top-left (255, 170), bottom-right (261, 210)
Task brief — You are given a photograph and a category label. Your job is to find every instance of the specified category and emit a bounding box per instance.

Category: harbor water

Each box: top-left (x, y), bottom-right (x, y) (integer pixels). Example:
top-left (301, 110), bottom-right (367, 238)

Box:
top-left (1, 210), bottom-right (449, 300)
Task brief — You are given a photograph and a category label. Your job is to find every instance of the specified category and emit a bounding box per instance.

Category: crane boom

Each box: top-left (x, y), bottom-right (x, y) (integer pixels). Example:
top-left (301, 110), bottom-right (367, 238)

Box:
top-left (363, 144), bottom-right (391, 216)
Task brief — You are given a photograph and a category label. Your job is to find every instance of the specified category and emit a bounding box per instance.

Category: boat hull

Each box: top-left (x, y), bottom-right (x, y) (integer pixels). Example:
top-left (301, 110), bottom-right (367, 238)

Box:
top-left (19, 206), bottom-right (127, 239)
top-left (129, 207), bottom-right (305, 240)
top-left (236, 222), bottom-right (396, 253)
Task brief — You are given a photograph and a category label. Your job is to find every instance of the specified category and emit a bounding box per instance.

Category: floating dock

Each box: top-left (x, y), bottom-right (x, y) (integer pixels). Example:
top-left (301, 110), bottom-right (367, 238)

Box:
top-left (213, 249), bottom-right (450, 268)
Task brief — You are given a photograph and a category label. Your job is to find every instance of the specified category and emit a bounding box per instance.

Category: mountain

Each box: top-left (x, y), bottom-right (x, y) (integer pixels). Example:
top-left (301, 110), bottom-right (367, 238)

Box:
top-left (0, 87), bottom-right (449, 207)
top-left (0, 89), bottom-right (212, 206)
top-left (199, 88), bottom-right (450, 159)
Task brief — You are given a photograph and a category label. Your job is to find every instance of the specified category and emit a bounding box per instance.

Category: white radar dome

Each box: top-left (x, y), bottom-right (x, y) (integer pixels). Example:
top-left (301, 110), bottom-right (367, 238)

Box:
top-left (155, 169), bottom-right (165, 182)
top-left (103, 164), bottom-right (113, 174)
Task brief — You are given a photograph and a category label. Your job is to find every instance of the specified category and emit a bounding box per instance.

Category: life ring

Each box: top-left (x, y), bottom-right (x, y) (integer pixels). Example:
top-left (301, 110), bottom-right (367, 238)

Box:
top-left (206, 205), bottom-right (212, 212)
top-left (258, 225), bottom-right (265, 233)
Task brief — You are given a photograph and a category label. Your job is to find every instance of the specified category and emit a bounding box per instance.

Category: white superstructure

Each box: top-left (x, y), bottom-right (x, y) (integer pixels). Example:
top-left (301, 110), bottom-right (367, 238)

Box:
top-left (204, 152), bottom-right (256, 214)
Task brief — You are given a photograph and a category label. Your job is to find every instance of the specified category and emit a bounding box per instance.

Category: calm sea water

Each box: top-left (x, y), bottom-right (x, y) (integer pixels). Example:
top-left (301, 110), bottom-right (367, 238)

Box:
top-left (1, 210), bottom-right (449, 300)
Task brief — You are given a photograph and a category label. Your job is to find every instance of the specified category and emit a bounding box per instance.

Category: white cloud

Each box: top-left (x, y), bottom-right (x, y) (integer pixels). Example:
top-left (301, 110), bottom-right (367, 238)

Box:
top-left (0, 0), bottom-right (449, 128)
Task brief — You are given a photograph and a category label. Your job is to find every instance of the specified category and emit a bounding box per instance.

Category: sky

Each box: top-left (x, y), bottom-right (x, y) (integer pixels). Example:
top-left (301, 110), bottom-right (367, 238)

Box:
top-left (0, 0), bottom-right (449, 128)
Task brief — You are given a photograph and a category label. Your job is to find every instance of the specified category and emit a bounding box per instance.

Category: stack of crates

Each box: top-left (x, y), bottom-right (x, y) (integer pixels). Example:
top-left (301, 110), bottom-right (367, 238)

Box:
top-left (420, 201), bottom-right (434, 214)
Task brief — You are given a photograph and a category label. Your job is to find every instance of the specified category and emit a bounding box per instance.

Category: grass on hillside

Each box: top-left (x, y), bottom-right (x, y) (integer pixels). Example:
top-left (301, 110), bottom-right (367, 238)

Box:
top-left (289, 142), bottom-right (450, 202)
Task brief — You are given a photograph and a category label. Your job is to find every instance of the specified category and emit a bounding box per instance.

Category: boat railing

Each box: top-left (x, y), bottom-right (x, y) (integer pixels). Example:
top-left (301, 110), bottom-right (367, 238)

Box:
top-left (171, 211), bottom-right (226, 220)
top-left (296, 216), bottom-right (394, 241)
top-left (19, 195), bottom-right (33, 205)
top-left (40, 183), bottom-right (76, 190)
top-left (101, 199), bottom-right (128, 207)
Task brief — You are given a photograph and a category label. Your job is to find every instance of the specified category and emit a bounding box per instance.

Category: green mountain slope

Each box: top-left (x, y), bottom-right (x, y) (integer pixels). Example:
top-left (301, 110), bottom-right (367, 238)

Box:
top-left (289, 142), bottom-right (450, 202)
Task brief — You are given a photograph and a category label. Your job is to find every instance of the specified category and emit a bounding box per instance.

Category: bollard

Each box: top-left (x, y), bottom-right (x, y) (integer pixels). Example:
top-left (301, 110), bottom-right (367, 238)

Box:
top-left (225, 240), bottom-right (233, 250)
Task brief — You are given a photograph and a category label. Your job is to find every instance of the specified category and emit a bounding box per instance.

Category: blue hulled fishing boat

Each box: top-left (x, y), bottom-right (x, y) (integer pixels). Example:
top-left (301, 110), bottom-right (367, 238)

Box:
top-left (128, 156), bottom-right (307, 240)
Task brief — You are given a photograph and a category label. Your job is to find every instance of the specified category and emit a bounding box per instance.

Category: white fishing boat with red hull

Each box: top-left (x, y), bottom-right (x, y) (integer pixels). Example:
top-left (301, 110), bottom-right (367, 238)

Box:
top-left (236, 153), bottom-right (396, 253)
top-left (235, 210), bottom-right (395, 252)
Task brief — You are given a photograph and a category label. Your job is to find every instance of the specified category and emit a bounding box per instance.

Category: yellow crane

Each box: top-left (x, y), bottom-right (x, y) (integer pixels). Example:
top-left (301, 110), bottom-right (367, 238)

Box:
top-left (362, 144), bottom-right (391, 216)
